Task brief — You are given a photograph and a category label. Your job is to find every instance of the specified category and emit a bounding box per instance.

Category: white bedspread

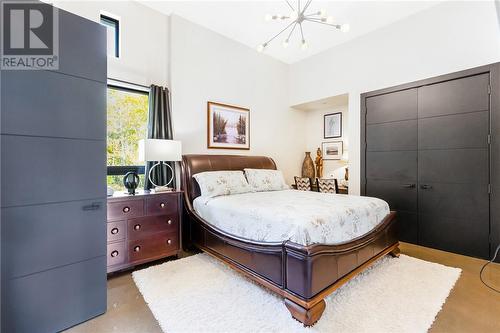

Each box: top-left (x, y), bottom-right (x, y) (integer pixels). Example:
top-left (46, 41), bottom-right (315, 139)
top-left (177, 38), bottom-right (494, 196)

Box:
top-left (193, 190), bottom-right (390, 246)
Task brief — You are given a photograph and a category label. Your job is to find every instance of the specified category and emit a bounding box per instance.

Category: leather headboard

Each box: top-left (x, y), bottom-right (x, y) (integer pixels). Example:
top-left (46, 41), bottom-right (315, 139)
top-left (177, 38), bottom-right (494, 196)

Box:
top-left (181, 154), bottom-right (277, 204)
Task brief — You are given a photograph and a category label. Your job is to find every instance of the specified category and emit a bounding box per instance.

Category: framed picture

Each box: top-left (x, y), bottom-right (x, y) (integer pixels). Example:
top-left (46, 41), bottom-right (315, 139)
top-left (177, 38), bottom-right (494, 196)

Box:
top-left (322, 141), bottom-right (343, 160)
top-left (207, 101), bottom-right (250, 150)
top-left (324, 112), bottom-right (342, 138)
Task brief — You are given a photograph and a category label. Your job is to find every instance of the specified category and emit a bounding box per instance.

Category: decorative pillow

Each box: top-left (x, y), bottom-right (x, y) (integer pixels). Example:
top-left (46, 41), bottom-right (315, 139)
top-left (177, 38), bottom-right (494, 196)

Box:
top-left (244, 169), bottom-right (290, 192)
top-left (193, 171), bottom-right (253, 198)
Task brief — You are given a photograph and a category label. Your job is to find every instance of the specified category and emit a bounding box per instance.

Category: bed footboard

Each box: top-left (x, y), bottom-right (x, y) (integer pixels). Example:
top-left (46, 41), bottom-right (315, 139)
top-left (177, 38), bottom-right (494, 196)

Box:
top-left (284, 211), bottom-right (398, 299)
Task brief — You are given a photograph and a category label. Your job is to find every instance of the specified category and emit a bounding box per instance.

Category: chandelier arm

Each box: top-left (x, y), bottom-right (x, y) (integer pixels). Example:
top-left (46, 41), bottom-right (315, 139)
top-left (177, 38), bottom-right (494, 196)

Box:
top-left (285, 0), bottom-right (295, 11)
top-left (302, 0), bottom-right (313, 14)
top-left (305, 18), bottom-right (340, 28)
top-left (299, 22), bottom-right (305, 41)
top-left (286, 22), bottom-right (298, 41)
top-left (263, 20), bottom-right (297, 45)
top-left (298, 0), bottom-right (301, 13)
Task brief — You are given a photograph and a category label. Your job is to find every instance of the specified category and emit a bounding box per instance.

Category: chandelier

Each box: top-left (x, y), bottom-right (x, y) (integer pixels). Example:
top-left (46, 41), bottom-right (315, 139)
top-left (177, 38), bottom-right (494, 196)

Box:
top-left (257, 0), bottom-right (350, 52)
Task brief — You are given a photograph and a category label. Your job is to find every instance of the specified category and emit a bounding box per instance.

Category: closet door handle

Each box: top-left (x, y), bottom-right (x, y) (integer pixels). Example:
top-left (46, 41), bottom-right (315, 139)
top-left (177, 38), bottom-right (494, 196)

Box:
top-left (402, 184), bottom-right (416, 188)
top-left (82, 202), bottom-right (101, 211)
top-left (420, 184), bottom-right (433, 190)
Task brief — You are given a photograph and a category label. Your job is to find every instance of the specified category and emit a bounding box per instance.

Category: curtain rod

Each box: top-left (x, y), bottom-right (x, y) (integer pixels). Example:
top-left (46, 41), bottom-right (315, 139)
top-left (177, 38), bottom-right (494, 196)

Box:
top-left (108, 77), bottom-right (150, 89)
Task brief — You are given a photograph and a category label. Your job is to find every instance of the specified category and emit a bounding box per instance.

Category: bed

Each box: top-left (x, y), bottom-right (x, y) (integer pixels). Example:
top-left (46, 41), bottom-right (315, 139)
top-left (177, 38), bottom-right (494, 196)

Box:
top-left (182, 154), bottom-right (398, 326)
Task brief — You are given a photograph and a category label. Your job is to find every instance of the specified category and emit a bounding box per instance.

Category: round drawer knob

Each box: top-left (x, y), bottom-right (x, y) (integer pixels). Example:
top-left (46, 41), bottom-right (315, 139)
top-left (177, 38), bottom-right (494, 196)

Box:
top-left (167, 219), bottom-right (172, 225)
top-left (134, 246), bottom-right (141, 252)
top-left (111, 228), bottom-right (119, 235)
top-left (111, 250), bottom-right (119, 257)
top-left (134, 224), bottom-right (141, 231)
top-left (160, 202), bottom-right (166, 208)
top-left (167, 239), bottom-right (172, 245)
top-left (123, 206), bottom-right (130, 213)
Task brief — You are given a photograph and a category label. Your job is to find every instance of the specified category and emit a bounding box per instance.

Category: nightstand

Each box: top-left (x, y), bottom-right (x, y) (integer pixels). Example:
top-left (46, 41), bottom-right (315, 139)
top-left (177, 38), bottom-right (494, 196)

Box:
top-left (106, 190), bottom-right (182, 273)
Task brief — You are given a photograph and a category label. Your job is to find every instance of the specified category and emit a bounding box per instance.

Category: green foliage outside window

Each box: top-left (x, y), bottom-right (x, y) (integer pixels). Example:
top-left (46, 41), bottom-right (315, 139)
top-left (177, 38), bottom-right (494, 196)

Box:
top-left (107, 87), bottom-right (149, 191)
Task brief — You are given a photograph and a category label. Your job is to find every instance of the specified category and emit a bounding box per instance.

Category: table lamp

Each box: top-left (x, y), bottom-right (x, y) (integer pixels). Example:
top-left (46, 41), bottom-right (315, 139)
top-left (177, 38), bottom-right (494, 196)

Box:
top-left (138, 139), bottom-right (182, 192)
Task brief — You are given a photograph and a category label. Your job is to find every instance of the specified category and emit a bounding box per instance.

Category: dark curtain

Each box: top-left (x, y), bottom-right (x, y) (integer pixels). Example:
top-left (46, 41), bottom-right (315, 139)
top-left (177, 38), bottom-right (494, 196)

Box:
top-left (144, 85), bottom-right (176, 190)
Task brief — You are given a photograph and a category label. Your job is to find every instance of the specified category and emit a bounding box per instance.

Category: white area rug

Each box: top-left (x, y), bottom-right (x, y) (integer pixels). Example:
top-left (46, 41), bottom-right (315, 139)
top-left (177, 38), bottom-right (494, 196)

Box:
top-left (133, 253), bottom-right (461, 333)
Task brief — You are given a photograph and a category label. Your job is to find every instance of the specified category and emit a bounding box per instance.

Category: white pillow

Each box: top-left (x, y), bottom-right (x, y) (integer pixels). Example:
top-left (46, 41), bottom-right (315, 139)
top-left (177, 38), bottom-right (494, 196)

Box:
top-left (193, 171), bottom-right (253, 198)
top-left (244, 169), bottom-right (290, 192)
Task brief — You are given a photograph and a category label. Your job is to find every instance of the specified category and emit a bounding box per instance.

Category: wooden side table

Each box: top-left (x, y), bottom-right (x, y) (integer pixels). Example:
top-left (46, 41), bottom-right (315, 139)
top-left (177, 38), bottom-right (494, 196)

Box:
top-left (106, 190), bottom-right (182, 273)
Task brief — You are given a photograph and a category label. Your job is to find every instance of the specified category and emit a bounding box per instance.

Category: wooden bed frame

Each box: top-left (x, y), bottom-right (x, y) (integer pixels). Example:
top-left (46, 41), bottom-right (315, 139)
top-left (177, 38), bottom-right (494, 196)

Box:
top-left (181, 154), bottom-right (399, 326)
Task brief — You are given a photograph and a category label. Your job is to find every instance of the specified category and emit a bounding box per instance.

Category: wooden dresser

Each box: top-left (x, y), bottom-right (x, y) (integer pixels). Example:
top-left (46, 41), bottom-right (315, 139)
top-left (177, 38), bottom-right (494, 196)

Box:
top-left (106, 190), bottom-right (182, 273)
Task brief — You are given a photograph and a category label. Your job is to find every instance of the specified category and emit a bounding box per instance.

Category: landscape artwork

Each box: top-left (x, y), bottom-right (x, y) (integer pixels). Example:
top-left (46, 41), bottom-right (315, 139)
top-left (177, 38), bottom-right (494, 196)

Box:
top-left (207, 102), bottom-right (250, 149)
top-left (322, 141), bottom-right (343, 160)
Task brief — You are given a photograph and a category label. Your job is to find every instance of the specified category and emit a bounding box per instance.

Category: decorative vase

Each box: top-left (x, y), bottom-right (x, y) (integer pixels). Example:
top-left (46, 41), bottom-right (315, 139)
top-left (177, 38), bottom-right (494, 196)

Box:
top-left (302, 152), bottom-right (315, 179)
top-left (123, 171), bottom-right (140, 195)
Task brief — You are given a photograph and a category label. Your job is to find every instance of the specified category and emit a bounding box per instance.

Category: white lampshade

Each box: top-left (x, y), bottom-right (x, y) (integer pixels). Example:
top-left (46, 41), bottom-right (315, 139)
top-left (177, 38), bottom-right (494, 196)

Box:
top-left (138, 139), bottom-right (182, 162)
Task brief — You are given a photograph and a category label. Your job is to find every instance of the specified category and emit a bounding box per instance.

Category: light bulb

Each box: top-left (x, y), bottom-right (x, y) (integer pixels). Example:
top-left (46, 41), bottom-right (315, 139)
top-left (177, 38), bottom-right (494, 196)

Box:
top-left (264, 14), bottom-right (272, 21)
top-left (301, 40), bottom-right (308, 50)
top-left (276, 13), bottom-right (282, 20)
top-left (282, 39), bottom-right (289, 48)
top-left (319, 9), bottom-right (327, 18)
top-left (290, 11), bottom-right (298, 20)
top-left (326, 16), bottom-right (334, 24)
top-left (257, 44), bottom-right (266, 53)
top-left (340, 23), bottom-right (350, 32)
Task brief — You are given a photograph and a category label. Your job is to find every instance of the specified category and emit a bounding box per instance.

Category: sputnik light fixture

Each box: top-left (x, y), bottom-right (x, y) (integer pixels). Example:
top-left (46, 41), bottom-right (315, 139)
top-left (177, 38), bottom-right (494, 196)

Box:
top-left (257, 0), bottom-right (350, 52)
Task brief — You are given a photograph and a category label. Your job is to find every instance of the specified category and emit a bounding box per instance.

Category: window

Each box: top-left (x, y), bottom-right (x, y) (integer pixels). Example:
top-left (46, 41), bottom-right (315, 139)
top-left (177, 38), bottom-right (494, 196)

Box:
top-left (100, 14), bottom-right (120, 58)
top-left (107, 85), bottom-right (149, 190)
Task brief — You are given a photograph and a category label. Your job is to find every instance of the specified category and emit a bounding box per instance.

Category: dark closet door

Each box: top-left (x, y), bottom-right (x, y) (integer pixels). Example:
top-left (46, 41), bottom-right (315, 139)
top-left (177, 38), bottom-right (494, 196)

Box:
top-left (417, 73), bottom-right (490, 258)
top-left (365, 89), bottom-right (418, 243)
top-left (1, 6), bottom-right (107, 333)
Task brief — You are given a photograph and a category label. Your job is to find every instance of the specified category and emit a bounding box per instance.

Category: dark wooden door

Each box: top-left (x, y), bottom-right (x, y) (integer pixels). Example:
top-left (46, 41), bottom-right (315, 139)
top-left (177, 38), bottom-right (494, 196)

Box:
top-left (417, 73), bottom-right (490, 258)
top-left (365, 89), bottom-right (419, 243)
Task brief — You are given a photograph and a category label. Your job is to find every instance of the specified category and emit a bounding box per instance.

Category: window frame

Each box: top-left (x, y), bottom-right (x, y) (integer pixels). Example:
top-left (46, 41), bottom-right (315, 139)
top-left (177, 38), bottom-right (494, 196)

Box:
top-left (106, 83), bottom-right (150, 177)
top-left (100, 14), bottom-right (120, 58)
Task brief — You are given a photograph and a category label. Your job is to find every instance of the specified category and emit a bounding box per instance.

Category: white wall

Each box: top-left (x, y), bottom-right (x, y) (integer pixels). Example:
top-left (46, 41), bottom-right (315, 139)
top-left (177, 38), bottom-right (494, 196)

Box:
top-left (52, 0), bottom-right (169, 86)
top-left (289, 1), bottom-right (500, 195)
top-left (50, 1), bottom-right (500, 189)
top-left (170, 15), bottom-right (306, 183)
top-left (49, 2), bottom-right (307, 184)
top-left (304, 106), bottom-right (348, 180)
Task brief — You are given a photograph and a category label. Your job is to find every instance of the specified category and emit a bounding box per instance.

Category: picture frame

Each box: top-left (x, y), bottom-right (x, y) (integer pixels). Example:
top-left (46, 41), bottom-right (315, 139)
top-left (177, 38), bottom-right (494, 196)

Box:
top-left (322, 141), bottom-right (343, 160)
top-left (207, 101), bottom-right (250, 150)
top-left (324, 112), bottom-right (342, 139)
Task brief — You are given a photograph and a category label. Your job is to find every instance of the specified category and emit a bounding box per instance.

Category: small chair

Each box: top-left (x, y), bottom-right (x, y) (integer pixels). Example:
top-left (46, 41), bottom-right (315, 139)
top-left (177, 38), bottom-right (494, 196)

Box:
top-left (316, 178), bottom-right (339, 194)
top-left (294, 177), bottom-right (312, 191)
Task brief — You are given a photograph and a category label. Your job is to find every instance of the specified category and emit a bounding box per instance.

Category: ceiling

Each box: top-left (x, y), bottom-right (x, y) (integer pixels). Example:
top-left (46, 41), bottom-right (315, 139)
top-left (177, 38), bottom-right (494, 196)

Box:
top-left (293, 93), bottom-right (349, 111)
top-left (142, 1), bottom-right (441, 64)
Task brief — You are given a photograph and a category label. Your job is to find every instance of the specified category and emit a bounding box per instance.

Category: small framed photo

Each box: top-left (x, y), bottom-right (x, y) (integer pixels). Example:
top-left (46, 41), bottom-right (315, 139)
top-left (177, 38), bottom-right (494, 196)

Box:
top-left (322, 141), bottom-right (343, 160)
top-left (207, 101), bottom-right (250, 150)
top-left (324, 112), bottom-right (342, 138)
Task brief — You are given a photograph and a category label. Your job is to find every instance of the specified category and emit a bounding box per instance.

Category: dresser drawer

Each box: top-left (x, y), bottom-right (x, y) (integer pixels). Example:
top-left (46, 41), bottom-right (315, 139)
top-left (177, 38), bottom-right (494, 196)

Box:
top-left (107, 220), bottom-right (126, 242)
top-left (128, 215), bottom-right (178, 241)
top-left (146, 194), bottom-right (178, 216)
top-left (128, 232), bottom-right (178, 263)
top-left (108, 199), bottom-right (144, 221)
top-left (107, 241), bottom-right (126, 267)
